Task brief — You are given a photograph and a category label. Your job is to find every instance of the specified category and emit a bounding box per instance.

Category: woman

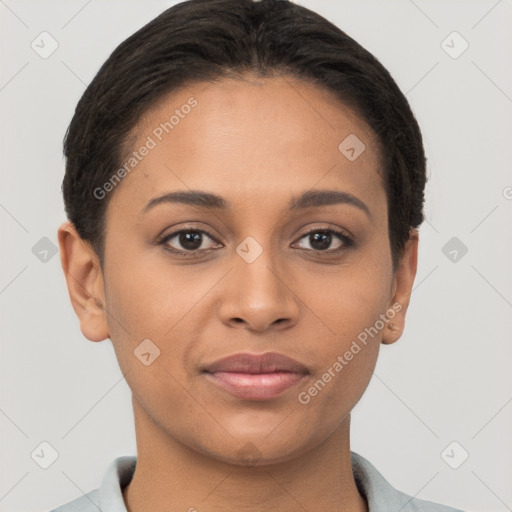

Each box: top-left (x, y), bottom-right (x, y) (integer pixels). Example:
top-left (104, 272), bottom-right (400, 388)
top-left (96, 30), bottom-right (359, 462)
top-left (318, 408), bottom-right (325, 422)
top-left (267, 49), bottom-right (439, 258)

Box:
top-left (54, 0), bottom-right (464, 510)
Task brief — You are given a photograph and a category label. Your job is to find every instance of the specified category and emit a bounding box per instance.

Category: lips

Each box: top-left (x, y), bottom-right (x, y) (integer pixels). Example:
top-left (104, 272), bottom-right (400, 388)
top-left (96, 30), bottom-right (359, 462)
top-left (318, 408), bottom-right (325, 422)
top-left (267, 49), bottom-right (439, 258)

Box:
top-left (202, 352), bottom-right (310, 374)
top-left (202, 352), bottom-right (309, 401)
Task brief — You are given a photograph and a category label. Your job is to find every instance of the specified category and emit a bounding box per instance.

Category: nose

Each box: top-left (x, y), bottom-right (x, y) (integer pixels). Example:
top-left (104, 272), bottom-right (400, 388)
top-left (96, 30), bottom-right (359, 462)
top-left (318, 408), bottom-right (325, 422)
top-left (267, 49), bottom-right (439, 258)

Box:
top-left (217, 249), bottom-right (300, 333)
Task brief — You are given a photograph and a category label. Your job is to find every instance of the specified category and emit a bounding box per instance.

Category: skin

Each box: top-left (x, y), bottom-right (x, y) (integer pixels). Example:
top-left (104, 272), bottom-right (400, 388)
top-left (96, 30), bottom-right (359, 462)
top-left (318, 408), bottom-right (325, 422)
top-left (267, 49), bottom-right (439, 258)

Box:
top-left (58, 73), bottom-right (418, 512)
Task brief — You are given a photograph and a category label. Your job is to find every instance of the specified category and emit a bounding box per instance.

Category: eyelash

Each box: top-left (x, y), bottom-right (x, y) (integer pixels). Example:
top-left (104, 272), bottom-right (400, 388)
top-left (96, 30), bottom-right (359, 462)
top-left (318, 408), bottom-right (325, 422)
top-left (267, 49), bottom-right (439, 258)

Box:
top-left (158, 226), bottom-right (354, 257)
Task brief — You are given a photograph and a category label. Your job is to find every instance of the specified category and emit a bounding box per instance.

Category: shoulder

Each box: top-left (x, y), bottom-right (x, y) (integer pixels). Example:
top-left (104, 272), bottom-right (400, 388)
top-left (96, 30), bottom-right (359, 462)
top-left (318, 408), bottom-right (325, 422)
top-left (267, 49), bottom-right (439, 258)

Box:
top-left (49, 489), bottom-right (100, 512)
top-left (48, 455), bottom-right (137, 512)
top-left (351, 452), bottom-right (466, 512)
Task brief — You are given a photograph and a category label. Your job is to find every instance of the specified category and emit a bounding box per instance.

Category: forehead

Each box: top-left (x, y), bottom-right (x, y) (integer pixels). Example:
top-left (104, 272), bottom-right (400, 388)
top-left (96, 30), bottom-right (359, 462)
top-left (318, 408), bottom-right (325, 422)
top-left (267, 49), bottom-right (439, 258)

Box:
top-left (108, 74), bottom-right (385, 216)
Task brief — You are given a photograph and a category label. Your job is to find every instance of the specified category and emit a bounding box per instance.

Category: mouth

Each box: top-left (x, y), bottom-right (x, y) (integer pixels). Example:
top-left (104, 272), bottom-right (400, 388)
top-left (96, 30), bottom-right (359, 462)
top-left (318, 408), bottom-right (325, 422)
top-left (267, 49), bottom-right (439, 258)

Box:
top-left (201, 352), bottom-right (310, 401)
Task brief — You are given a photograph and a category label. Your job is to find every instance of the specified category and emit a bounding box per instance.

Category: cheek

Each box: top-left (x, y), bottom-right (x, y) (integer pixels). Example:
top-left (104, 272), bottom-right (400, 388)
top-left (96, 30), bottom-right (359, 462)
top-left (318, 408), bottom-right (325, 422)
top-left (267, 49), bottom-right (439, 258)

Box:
top-left (104, 245), bottom-right (217, 337)
top-left (298, 248), bottom-right (393, 347)
top-left (292, 250), bottom-right (392, 408)
top-left (291, 305), bottom-right (384, 439)
top-left (102, 258), bottom-right (205, 437)
top-left (102, 248), bottom-right (226, 401)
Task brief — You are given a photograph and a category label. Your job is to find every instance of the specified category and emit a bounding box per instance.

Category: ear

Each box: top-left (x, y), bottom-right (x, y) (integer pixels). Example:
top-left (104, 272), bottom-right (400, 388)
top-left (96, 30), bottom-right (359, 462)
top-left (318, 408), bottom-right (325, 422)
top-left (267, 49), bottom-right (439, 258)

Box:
top-left (58, 221), bottom-right (110, 342)
top-left (381, 229), bottom-right (419, 345)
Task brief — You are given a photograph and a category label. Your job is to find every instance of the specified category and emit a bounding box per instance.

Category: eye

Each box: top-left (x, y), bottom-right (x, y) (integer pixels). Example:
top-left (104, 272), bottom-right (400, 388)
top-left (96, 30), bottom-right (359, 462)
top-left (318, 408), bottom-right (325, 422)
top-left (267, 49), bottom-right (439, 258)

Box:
top-left (159, 229), bottom-right (221, 254)
top-left (292, 228), bottom-right (353, 253)
top-left (158, 226), bottom-right (353, 257)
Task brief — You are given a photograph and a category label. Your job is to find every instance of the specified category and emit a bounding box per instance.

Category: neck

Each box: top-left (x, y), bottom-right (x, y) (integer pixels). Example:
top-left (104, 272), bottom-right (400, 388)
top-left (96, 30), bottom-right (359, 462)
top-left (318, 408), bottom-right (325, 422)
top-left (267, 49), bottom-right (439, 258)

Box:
top-left (123, 396), bottom-right (367, 512)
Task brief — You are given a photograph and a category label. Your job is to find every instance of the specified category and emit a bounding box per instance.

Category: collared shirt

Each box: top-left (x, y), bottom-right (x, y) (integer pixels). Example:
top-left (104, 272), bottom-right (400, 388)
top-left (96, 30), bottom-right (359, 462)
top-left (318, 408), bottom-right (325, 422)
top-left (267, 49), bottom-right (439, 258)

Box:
top-left (50, 452), bottom-right (464, 511)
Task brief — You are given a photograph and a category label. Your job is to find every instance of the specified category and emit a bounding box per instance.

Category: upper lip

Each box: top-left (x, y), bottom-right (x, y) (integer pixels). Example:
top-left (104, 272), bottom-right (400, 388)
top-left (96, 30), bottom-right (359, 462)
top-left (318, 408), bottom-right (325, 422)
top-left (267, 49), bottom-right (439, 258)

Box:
top-left (202, 352), bottom-right (310, 375)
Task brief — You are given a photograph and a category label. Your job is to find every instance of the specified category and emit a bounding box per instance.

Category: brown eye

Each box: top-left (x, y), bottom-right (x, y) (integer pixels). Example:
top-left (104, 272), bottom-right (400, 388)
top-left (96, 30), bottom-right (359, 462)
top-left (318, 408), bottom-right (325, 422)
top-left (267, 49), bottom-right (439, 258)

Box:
top-left (160, 229), bottom-right (220, 254)
top-left (293, 229), bottom-right (353, 252)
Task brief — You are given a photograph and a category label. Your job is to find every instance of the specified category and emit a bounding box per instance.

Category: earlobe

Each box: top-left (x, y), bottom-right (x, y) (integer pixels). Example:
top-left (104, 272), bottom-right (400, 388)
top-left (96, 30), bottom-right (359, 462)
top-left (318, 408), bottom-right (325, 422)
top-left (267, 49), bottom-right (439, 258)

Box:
top-left (382, 229), bottom-right (419, 345)
top-left (58, 221), bottom-right (110, 342)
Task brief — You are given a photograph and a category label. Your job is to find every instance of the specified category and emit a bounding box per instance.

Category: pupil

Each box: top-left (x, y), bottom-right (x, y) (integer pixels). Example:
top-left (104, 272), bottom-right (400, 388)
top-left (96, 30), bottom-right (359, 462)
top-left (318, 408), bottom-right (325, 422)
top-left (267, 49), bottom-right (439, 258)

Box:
top-left (310, 232), bottom-right (331, 250)
top-left (180, 231), bottom-right (202, 250)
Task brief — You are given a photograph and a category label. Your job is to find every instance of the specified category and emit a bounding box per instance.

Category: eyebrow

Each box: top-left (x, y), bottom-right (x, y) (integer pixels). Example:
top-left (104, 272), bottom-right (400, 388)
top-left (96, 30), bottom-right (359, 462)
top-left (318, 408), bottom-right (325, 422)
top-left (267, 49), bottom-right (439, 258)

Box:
top-left (141, 189), bottom-right (371, 217)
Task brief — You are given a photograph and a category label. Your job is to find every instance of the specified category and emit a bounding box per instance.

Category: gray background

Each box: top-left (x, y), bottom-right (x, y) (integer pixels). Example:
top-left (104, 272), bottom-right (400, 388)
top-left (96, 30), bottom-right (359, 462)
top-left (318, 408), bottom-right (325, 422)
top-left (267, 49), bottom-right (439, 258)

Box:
top-left (1, 0), bottom-right (511, 511)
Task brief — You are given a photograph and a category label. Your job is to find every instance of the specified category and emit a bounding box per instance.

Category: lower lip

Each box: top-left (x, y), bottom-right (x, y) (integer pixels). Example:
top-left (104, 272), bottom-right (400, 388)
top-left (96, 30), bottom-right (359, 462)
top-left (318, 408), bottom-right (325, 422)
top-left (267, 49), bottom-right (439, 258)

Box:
top-left (204, 371), bottom-right (306, 400)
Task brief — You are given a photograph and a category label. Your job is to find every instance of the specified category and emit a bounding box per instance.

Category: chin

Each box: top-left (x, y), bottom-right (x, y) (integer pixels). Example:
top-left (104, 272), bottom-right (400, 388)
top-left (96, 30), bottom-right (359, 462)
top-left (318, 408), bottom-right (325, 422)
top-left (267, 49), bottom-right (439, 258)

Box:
top-left (191, 429), bottom-right (313, 469)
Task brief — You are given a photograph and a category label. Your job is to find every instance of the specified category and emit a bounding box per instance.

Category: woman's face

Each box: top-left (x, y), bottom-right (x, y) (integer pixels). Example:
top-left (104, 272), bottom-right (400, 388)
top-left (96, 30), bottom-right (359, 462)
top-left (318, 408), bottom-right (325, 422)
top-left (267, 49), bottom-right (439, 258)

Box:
top-left (88, 74), bottom-right (414, 465)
